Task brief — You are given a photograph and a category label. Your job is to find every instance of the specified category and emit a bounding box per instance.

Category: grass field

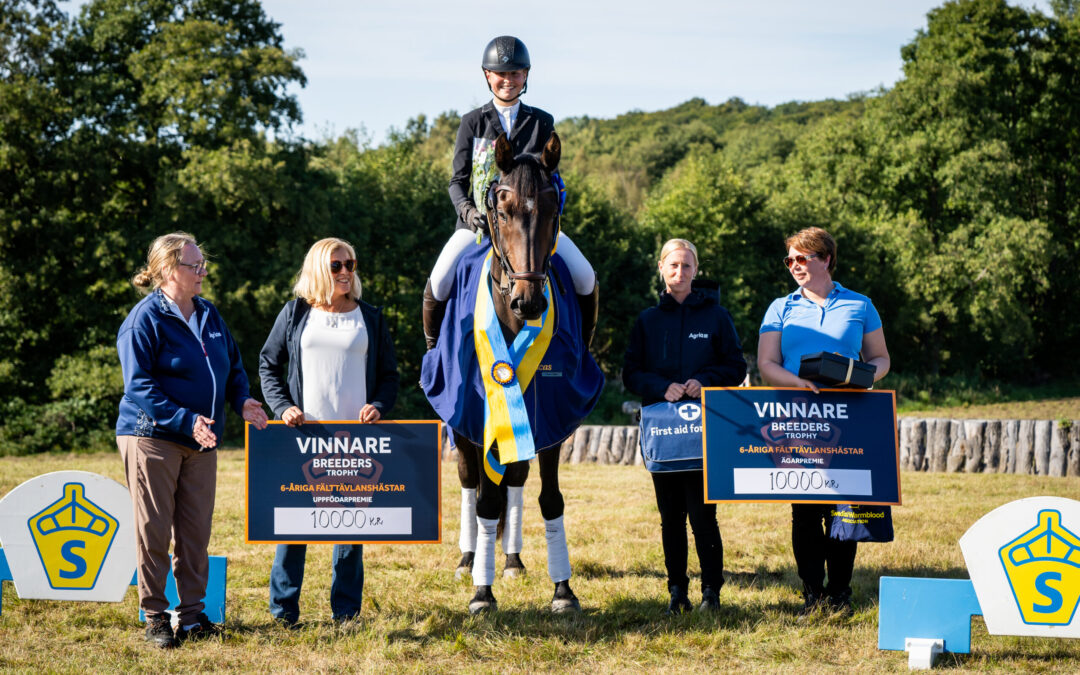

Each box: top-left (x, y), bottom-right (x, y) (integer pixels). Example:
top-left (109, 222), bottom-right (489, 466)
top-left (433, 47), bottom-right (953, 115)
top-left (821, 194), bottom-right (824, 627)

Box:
top-left (1, 450), bottom-right (1079, 673)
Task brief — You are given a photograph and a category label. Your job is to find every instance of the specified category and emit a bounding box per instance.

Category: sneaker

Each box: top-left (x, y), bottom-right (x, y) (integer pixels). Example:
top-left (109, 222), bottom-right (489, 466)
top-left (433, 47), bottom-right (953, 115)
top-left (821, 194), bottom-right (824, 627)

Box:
top-left (798, 586), bottom-right (827, 616)
top-left (175, 612), bottom-right (223, 642)
top-left (145, 614), bottom-right (179, 649)
top-left (828, 589), bottom-right (854, 616)
top-left (666, 586), bottom-right (692, 615)
top-left (698, 587), bottom-right (720, 612)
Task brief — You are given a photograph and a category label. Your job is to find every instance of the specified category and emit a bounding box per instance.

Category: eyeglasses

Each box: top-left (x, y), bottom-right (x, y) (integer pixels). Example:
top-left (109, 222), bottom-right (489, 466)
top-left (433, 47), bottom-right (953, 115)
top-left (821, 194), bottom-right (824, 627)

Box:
top-left (783, 253), bottom-right (818, 269)
top-left (178, 261), bottom-right (208, 274)
top-left (330, 259), bottom-right (356, 273)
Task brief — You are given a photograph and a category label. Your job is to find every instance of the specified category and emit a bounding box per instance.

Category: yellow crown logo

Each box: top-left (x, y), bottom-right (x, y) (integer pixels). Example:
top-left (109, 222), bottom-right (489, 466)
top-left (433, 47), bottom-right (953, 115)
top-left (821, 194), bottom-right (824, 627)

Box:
top-left (999, 509), bottom-right (1080, 626)
top-left (27, 483), bottom-right (119, 590)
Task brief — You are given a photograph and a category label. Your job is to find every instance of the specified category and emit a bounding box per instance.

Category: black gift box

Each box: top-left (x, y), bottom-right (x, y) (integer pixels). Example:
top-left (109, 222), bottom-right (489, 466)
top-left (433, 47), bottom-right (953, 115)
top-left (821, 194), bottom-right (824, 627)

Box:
top-left (798, 352), bottom-right (876, 389)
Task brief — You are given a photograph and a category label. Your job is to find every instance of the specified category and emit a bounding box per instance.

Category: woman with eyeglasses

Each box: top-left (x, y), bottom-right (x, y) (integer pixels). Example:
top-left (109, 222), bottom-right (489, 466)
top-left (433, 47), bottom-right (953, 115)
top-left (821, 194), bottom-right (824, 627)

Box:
top-left (623, 238), bottom-right (747, 614)
top-left (116, 232), bottom-right (268, 648)
top-left (259, 237), bottom-right (399, 626)
top-left (757, 226), bottom-right (890, 615)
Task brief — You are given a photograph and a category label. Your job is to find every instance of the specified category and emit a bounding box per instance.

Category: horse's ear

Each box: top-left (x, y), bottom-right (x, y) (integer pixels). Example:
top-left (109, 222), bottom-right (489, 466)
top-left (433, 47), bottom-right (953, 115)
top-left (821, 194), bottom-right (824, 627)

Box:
top-left (541, 131), bottom-right (561, 172)
top-left (494, 133), bottom-right (515, 174)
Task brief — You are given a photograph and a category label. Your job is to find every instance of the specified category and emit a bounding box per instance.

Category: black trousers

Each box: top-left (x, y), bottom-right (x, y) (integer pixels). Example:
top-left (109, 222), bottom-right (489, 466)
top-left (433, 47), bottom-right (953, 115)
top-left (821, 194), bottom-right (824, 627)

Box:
top-left (651, 470), bottom-right (724, 593)
top-left (791, 503), bottom-right (857, 597)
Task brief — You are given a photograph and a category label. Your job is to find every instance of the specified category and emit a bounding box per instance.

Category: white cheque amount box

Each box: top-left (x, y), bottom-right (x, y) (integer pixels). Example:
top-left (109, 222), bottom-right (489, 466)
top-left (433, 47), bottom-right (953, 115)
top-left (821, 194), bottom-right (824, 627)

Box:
top-left (274, 507), bottom-right (413, 536)
top-left (732, 468), bottom-right (873, 495)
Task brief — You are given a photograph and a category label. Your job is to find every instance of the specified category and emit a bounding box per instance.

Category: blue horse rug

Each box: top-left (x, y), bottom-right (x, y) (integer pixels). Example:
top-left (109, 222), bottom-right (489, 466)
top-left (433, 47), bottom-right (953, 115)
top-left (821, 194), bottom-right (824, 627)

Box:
top-left (421, 239), bottom-right (603, 465)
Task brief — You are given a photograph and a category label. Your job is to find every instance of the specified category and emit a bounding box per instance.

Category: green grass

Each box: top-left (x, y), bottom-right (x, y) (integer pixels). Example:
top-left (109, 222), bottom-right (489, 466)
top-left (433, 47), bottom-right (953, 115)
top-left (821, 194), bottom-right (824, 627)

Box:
top-left (886, 374), bottom-right (1080, 419)
top-left (1, 451), bottom-right (1079, 672)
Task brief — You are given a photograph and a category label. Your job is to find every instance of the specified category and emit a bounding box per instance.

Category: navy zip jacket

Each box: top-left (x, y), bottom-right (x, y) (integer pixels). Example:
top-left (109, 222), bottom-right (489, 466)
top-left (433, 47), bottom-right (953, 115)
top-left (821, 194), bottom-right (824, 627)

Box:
top-left (258, 298), bottom-right (399, 419)
top-left (116, 289), bottom-right (253, 451)
top-left (623, 281), bottom-right (747, 406)
top-left (448, 102), bottom-right (556, 229)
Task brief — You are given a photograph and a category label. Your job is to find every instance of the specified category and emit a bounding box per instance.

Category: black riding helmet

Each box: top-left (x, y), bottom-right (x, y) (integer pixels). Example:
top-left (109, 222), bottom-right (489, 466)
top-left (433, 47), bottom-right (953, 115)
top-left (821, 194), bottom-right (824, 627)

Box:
top-left (482, 36), bottom-right (531, 71)
top-left (482, 36), bottom-right (530, 99)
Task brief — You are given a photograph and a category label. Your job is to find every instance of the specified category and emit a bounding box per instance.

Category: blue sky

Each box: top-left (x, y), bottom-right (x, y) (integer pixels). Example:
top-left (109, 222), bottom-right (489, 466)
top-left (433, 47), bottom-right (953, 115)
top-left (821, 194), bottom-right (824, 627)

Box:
top-left (215, 1), bottom-right (1048, 144)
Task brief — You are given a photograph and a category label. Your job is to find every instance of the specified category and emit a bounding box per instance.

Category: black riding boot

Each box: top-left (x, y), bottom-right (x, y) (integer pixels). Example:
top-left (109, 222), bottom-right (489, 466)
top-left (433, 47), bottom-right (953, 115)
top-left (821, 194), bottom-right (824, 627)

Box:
top-left (577, 283), bottom-right (599, 349)
top-left (423, 279), bottom-right (447, 351)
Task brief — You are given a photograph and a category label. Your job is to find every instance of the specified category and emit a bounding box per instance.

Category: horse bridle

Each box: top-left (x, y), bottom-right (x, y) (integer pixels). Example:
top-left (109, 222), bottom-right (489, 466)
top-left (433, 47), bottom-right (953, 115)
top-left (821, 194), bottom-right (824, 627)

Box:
top-left (485, 177), bottom-right (562, 296)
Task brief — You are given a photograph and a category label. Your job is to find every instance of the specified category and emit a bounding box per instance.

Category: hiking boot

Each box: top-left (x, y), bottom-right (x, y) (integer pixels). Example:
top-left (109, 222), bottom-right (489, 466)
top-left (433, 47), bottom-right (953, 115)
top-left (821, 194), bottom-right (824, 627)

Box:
top-left (175, 612), bottom-right (223, 642)
top-left (145, 614), bottom-right (179, 649)
top-left (667, 586), bottom-right (692, 615)
top-left (698, 587), bottom-right (721, 612)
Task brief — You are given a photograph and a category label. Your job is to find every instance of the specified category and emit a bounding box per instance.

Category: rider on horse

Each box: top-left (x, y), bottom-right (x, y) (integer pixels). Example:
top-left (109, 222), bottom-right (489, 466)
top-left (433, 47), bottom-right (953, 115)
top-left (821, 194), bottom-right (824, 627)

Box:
top-left (423, 36), bottom-right (599, 585)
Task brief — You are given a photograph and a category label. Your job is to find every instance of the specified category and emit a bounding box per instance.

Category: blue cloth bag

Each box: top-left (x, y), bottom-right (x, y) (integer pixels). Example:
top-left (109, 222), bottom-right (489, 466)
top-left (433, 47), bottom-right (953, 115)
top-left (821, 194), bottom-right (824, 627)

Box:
top-left (829, 504), bottom-right (894, 542)
top-left (638, 400), bottom-right (705, 473)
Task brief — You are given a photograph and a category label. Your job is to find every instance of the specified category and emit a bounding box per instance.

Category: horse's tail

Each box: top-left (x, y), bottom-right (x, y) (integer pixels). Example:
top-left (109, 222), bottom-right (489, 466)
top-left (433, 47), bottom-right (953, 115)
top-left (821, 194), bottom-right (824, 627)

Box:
top-left (495, 481), bottom-right (508, 542)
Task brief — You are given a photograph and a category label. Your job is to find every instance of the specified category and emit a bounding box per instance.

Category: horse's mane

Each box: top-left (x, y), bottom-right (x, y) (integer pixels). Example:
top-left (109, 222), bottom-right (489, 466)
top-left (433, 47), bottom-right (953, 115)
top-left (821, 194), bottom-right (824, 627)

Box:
top-left (503, 153), bottom-right (548, 197)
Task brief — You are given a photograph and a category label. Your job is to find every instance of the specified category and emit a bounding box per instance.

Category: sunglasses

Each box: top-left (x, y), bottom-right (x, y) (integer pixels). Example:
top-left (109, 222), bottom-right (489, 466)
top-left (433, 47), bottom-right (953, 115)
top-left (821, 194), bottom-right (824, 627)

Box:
top-left (330, 259), bottom-right (356, 273)
top-left (178, 261), bottom-right (208, 274)
top-left (783, 253), bottom-right (818, 269)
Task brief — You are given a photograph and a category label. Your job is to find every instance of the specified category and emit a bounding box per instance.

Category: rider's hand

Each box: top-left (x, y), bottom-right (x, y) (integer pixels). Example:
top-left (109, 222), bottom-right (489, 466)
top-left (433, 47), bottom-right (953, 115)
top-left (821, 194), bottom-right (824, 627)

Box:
top-left (460, 204), bottom-right (486, 232)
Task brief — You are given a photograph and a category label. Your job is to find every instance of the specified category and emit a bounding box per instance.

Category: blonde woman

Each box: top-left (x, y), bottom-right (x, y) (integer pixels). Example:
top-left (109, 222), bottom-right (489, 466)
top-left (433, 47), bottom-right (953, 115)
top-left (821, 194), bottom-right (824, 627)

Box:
top-left (623, 238), bottom-right (747, 614)
top-left (259, 237), bottom-right (399, 625)
top-left (116, 232), bottom-right (268, 648)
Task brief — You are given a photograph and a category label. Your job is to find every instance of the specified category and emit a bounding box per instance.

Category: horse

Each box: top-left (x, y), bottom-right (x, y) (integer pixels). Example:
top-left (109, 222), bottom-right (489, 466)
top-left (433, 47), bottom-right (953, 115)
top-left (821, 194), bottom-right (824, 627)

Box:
top-left (421, 131), bottom-right (602, 614)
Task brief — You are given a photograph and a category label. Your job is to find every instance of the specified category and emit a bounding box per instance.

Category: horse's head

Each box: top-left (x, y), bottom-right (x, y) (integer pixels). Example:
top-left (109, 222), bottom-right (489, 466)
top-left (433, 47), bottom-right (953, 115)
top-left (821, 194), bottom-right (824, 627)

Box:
top-left (488, 131), bottom-right (562, 322)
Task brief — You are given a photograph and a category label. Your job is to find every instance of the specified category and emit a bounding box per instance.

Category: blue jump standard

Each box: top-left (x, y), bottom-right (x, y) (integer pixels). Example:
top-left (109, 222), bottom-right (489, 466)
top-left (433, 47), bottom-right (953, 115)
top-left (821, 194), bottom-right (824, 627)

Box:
top-left (878, 576), bottom-right (983, 654)
top-left (0, 548), bottom-right (227, 623)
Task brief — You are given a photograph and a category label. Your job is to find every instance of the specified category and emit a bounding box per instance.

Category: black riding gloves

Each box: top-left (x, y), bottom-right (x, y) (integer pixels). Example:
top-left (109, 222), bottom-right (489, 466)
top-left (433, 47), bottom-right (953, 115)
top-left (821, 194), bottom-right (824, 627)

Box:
top-left (460, 203), bottom-right (487, 232)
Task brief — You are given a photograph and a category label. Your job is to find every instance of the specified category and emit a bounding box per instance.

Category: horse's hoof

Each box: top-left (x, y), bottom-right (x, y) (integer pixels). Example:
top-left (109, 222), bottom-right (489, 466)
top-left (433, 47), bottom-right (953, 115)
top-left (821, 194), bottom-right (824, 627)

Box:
top-left (551, 580), bottom-right (581, 614)
top-left (455, 552), bottom-right (475, 581)
top-left (468, 586), bottom-right (497, 615)
top-left (503, 553), bottom-right (526, 579)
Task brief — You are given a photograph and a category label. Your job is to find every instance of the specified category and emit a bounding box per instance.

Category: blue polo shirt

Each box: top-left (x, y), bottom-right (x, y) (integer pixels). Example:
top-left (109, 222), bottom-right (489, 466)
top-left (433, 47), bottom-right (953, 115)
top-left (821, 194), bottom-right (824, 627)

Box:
top-left (759, 281), bottom-right (882, 375)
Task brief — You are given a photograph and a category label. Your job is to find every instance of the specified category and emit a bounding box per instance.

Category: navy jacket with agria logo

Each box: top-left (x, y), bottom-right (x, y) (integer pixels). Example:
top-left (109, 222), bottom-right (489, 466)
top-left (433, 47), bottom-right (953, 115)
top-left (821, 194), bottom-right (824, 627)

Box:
top-left (116, 289), bottom-right (253, 451)
top-left (623, 280), bottom-right (747, 407)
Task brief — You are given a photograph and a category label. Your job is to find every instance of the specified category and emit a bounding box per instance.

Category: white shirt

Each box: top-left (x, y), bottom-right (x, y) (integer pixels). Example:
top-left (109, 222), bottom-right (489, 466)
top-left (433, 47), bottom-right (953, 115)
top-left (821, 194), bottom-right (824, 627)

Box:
top-left (492, 99), bottom-right (520, 136)
top-left (299, 307), bottom-right (368, 421)
top-left (163, 294), bottom-right (200, 337)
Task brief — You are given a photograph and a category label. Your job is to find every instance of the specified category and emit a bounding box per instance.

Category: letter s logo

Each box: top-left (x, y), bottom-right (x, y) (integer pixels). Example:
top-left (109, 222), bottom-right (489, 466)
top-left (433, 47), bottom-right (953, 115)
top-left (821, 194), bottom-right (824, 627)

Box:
top-left (1032, 571), bottom-right (1063, 614)
top-left (59, 540), bottom-right (88, 579)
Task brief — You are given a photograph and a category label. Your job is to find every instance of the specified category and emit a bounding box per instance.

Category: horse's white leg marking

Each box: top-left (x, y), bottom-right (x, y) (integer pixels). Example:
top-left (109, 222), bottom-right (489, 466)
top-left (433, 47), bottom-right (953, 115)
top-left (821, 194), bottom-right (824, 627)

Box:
top-left (473, 516), bottom-right (499, 587)
top-left (545, 515), bottom-right (571, 583)
top-left (503, 486), bottom-right (524, 555)
top-left (459, 488), bottom-right (477, 553)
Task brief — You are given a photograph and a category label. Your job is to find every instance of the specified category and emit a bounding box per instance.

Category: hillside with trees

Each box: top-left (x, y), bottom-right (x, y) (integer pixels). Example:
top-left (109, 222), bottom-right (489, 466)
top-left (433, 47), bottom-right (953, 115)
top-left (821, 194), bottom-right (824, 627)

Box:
top-left (1, 0), bottom-right (1077, 453)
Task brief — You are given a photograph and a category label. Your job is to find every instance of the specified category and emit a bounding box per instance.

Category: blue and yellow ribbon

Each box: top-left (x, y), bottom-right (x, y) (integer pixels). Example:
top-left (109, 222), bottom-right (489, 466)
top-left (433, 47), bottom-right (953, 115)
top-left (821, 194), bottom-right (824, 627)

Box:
top-left (473, 251), bottom-right (555, 483)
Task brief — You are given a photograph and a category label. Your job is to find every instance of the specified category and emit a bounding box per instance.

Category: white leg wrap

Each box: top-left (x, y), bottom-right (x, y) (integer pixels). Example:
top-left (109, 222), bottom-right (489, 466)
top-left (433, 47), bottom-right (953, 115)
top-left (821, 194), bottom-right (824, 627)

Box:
top-left (458, 488), bottom-right (477, 553)
top-left (503, 486), bottom-right (524, 554)
top-left (431, 230), bottom-right (477, 300)
top-left (555, 233), bottom-right (595, 295)
top-left (473, 516), bottom-right (499, 587)
top-left (544, 515), bottom-right (572, 583)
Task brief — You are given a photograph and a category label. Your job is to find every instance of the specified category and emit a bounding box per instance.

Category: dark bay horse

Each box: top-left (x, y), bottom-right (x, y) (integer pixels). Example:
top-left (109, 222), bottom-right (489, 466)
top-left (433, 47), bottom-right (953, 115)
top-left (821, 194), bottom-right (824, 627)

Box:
top-left (421, 131), bottom-right (602, 614)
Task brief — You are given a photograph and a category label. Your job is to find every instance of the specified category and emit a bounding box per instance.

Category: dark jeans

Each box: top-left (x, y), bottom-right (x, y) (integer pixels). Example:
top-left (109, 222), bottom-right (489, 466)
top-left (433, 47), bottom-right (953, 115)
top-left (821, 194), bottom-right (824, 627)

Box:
top-left (791, 504), bottom-right (857, 598)
top-left (269, 543), bottom-right (364, 621)
top-left (651, 470), bottom-right (724, 593)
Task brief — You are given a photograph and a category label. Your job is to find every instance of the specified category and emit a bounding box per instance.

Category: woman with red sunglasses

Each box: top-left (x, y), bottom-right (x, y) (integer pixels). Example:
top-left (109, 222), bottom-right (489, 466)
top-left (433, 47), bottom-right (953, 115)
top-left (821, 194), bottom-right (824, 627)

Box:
top-left (757, 227), bottom-right (890, 615)
top-left (258, 237), bottom-right (399, 625)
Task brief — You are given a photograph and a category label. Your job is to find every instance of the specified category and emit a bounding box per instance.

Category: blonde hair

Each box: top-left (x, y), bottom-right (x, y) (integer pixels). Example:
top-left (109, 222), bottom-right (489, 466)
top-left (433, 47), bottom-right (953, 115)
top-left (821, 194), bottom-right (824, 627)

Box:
top-left (658, 238), bottom-right (699, 266)
top-left (132, 232), bottom-right (199, 291)
top-left (293, 238), bottom-right (361, 306)
top-left (785, 227), bottom-right (836, 274)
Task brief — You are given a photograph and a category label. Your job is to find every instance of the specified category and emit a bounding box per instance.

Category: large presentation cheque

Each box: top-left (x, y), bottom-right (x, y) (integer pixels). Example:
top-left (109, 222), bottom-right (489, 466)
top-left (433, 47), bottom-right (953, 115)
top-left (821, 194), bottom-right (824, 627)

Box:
top-left (702, 387), bottom-right (900, 505)
top-left (245, 421), bottom-right (441, 544)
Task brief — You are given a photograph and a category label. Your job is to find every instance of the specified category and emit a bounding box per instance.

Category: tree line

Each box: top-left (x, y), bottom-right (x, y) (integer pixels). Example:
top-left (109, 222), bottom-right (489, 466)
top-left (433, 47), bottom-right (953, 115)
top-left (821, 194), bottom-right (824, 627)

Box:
top-left (1, 0), bottom-right (1077, 454)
